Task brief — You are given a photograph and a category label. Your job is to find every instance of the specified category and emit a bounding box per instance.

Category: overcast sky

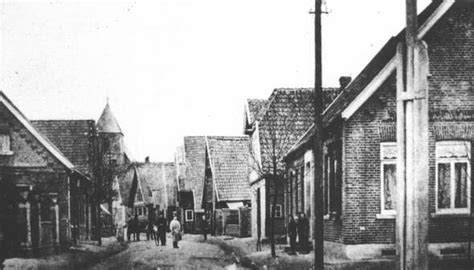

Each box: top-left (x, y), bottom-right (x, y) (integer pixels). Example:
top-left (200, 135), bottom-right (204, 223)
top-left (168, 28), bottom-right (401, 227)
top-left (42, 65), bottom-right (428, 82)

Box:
top-left (0, 0), bottom-right (431, 162)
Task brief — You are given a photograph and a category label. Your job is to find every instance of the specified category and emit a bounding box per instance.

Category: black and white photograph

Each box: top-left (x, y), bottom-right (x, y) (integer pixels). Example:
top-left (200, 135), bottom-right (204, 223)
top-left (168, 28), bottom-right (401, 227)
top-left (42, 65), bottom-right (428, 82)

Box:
top-left (0, 0), bottom-right (473, 269)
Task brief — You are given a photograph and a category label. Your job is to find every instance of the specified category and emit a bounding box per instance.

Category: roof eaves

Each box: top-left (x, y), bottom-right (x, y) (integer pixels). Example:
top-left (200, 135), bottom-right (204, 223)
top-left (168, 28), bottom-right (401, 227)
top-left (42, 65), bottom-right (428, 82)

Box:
top-left (0, 92), bottom-right (75, 170)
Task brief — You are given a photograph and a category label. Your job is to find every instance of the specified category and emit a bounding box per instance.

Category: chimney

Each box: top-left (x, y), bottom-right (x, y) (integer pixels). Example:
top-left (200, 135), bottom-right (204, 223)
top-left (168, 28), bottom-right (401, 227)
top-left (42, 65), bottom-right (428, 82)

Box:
top-left (339, 76), bottom-right (352, 90)
top-left (145, 156), bottom-right (150, 163)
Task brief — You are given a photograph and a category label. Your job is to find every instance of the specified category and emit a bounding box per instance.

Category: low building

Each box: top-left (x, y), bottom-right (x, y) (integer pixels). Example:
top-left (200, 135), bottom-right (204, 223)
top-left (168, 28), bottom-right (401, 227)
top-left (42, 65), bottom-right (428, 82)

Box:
top-left (244, 88), bottom-right (337, 241)
top-left (284, 0), bottom-right (474, 260)
top-left (0, 92), bottom-right (92, 257)
top-left (203, 136), bottom-right (251, 237)
top-left (177, 136), bottom-right (207, 233)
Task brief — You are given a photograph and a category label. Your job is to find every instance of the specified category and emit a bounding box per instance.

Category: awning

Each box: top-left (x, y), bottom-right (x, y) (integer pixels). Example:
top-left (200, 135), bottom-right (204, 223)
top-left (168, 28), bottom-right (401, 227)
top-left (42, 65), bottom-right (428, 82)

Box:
top-left (227, 202), bottom-right (244, 210)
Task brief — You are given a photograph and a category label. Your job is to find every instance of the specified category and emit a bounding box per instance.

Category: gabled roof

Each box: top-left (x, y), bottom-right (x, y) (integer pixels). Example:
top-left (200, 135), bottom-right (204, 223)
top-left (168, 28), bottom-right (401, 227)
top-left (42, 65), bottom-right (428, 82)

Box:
top-left (161, 162), bottom-right (177, 206)
top-left (245, 99), bottom-right (270, 125)
top-left (31, 120), bottom-right (95, 176)
top-left (183, 136), bottom-right (206, 209)
top-left (253, 88), bottom-right (336, 175)
top-left (134, 162), bottom-right (163, 205)
top-left (287, 0), bottom-right (458, 158)
top-left (116, 164), bottom-right (138, 207)
top-left (322, 0), bottom-right (452, 124)
top-left (0, 92), bottom-right (75, 170)
top-left (97, 103), bottom-right (122, 134)
top-left (174, 145), bottom-right (186, 192)
top-left (206, 136), bottom-right (251, 202)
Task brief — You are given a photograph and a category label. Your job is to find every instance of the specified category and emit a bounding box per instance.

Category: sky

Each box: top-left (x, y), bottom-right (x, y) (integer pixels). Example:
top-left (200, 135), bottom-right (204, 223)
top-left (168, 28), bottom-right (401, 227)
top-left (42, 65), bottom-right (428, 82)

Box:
top-left (0, 0), bottom-right (431, 162)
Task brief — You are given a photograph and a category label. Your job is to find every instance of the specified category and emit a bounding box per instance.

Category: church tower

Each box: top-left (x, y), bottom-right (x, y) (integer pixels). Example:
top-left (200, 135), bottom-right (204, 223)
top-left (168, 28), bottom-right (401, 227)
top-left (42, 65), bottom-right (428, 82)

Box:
top-left (97, 102), bottom-right (126, 166)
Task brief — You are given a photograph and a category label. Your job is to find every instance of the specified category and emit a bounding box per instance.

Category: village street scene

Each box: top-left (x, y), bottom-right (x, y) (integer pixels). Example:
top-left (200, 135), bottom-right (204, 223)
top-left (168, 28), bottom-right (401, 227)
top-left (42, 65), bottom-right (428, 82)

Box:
top-left (0, 0), bottom-right (473, 269)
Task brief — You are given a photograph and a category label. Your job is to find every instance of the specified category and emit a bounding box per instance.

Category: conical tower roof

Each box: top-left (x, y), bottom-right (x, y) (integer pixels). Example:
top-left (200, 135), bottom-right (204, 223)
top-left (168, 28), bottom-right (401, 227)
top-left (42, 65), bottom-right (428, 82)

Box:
top-left (97, 103), bottom-right (123, 134)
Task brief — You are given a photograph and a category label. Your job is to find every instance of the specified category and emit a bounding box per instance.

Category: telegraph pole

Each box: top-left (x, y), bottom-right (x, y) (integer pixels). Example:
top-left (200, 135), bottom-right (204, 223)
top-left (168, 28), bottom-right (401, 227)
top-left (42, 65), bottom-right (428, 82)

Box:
top-left (312, 0), bottom-right (324, 269)
top-left (396, 0), bottom-right (429, 268)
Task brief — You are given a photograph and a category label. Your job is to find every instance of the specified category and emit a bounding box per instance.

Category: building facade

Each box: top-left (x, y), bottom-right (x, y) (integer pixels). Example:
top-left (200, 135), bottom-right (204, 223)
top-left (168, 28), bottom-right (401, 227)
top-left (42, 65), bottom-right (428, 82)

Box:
top-left (285, 0), bottom-right (474, 260)
top-left (0, 92), bottom-right (93, 257)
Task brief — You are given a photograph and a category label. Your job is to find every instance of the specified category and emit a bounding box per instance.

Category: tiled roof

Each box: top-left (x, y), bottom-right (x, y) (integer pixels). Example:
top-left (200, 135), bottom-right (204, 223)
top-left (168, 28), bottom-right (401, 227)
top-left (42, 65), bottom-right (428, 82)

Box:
top-left (322, 1), bottom-right (442, 125)
top-left (206, 136), bottom-right (251, 202)
top-left (287, 1), bottom-right (448, 157)
top-left (255, 88), bottom-right (336, 175)
top-left (116, 164), bottom-right (137, 207)
top-left (134, 162), bottom-right (163, 205)
top-left (116, 162), bottom-right (176, 207)
top-left (184, 136), bottom-right (206, 209)
top-left (97, 103), bottom-right (122, 134)
top-left (31, 120), bottom-right (96, 176)
top-left (246, 99), bottom-right (270, 124)
top-left (175, 145), bottom-right (186, 191)
top-left (162, 162), bottom-right (177, 206)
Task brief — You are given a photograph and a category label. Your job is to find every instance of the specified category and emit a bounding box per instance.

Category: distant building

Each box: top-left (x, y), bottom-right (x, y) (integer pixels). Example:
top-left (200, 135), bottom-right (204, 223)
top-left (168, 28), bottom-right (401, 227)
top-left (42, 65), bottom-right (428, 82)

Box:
top-left (176, 136), bottom-right (206, 233)
top-left (116, 159), bottom-right (178, 232)
top-left (203, 136), bottom-right (251, 237)
top-left (285, 0), bottom-right (474, 260)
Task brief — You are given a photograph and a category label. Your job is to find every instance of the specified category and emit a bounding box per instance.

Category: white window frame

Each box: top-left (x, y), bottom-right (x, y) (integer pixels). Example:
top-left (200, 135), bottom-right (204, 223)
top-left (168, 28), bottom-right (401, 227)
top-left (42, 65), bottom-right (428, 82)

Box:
top-left (185, 210), bottom-right (194, 221)
top-left (0, 134), bottom-right (13, 155)
top-left (435, 141), bottom-right (471, 215)
top-left (380, 142), bottom-right (397, 216)
top-left (270, 204), bottom-right (282, 218)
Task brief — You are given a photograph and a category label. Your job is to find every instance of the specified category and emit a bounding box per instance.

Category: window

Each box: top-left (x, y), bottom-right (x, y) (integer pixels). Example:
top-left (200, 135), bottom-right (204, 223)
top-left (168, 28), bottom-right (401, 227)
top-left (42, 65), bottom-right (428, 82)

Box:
top-left (436, 141), bottom-right (471, 214)
top-left (300, 166), bottom-right (305, 213)
top-left (295, 168), bottom-right (299, 215)
top-left (185, 210), bottom-right (194, 221)
top-left (324, 143), bottom-right (342, 218)
top-left (304, 162), bottom-right (312, 216)
top-left (138, 207), bottom-right (142, 216)
top-left (0, 134), bottom-right (12, 155)
top-left (270, 204), bottom-right (282, 218)
top-left (380, 143), bottom-right (397, 215)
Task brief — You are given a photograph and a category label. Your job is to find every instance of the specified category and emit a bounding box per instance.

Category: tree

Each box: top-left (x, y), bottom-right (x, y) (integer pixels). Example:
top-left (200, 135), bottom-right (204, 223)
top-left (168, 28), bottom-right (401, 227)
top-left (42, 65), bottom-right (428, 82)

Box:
top-left (92, 134), bottom-right (119, 245)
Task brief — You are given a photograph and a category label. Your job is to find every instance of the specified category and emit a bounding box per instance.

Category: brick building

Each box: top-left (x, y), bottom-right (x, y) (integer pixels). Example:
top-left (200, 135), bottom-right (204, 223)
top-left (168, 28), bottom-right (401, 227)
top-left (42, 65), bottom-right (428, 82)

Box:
top-left (284, 0), bottom-right (474, 260)
top-left (0, 92), bottom-right (93, 257)
top-left (203, 136), bottom-right (251, 237)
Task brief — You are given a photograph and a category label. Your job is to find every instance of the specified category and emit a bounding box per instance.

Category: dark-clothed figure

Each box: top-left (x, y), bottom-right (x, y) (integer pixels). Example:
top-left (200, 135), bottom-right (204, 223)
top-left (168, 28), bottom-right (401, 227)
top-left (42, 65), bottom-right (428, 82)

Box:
top-left (146, 219), bottom-right (155, 241)
top-left (170, 215), bottom-right (181, 248)
top-left (297, 213), bottom-right (309, 254)
top-left (133, 214), bottom-right (140, 241)
top-left (126, 216), bottom-right (134, 242)
top-left (156, 214), bottom-right (167, 246)
top-left (201, 215), bottom-right (208, 241)
top-left (287, 215), bottom-right (297, 255)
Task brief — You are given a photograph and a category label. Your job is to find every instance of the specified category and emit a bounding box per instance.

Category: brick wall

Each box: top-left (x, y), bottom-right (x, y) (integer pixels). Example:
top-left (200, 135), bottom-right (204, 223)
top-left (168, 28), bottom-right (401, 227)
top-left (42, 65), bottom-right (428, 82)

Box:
top-left (340, 3), bottom-right (474, 246)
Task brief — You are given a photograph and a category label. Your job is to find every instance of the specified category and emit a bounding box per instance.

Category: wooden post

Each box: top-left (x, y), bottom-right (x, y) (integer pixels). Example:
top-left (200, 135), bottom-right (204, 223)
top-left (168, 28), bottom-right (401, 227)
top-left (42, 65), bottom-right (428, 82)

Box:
top-left (313, 0), bottom-right (324, 268)
top-left (396, 0), bottom-right (430, 269)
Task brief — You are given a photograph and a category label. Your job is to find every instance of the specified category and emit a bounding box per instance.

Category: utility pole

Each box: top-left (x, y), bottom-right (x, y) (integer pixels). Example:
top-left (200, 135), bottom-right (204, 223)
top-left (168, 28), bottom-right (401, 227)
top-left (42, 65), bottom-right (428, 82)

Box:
top-left (396, 0), bottom-right (429, 269)
top-left (312, 0), bottom-right (324, 269)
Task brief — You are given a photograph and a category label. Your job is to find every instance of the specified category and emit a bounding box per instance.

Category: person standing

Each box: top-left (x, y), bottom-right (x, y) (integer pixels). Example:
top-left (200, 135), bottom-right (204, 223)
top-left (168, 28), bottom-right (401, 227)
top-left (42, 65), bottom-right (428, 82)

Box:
top-left (201, 215), bottom-right (208, 241)
top-left (133, 214), bottom-right (140, 241)
top-left (297, 212), bottom-right (309, 254)
top-left (126, 216), bottom-right (133, 242)
top-left (169, 215), bottom-right (181, 248)
top-left (146, 218), bottom-right (154, 241)
top-left (287, 215), bottom-right (297, 255)
top-left (157, 214), bottom-right (167, 246)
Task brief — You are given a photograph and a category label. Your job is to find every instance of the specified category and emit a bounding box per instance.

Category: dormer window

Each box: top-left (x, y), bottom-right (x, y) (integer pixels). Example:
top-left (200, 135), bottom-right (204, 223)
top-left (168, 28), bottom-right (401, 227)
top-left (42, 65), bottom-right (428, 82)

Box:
top-left (0, 134), bottom-right (13, 155)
